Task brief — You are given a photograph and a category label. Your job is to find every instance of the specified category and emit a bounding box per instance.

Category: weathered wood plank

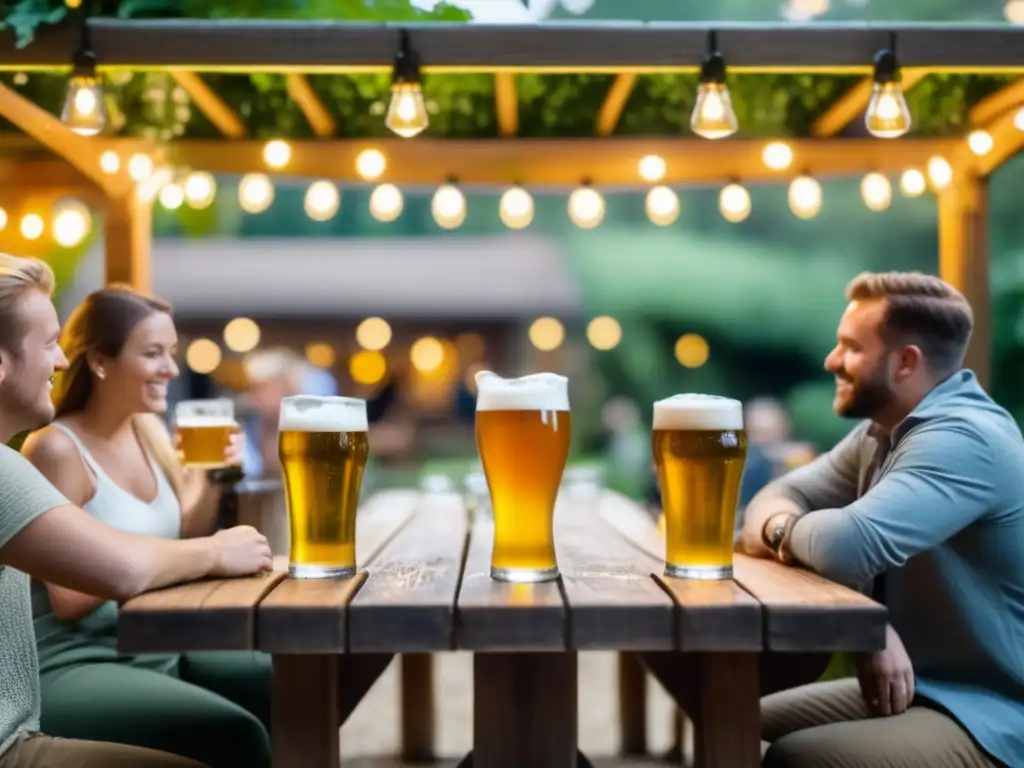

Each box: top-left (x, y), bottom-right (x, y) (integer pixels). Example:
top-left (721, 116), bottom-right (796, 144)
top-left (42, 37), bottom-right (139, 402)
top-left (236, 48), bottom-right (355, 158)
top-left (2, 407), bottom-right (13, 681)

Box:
top-left (348, 492), bottom-right (468, 653)
top-left (456, 520), bottom-right (565, 651)
top-left (257, 491), bottom-right (420, 654)
top-left (733, 554), bottom-right (887, 652)
top-left (597, 491), bottom-right (761, 652)
top-left (557, 499), bottom-right (674, 651)
top-left (118, 570), bottom-right (286, 653)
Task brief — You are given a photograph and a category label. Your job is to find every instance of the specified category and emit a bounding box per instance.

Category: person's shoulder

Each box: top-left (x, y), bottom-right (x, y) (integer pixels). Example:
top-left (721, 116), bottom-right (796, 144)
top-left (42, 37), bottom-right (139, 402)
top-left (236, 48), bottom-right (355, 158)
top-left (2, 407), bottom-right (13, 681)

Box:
top-left (20, 425), bottom-right (82, 472)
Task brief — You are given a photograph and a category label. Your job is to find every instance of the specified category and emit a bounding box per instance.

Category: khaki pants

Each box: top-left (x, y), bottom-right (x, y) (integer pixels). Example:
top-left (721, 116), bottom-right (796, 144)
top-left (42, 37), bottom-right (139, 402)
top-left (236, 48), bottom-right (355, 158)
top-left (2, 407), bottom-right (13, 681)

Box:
top-left (0, 732), bottom-right (205, 768)
top-left (761, 678), bottom-right (998, 767)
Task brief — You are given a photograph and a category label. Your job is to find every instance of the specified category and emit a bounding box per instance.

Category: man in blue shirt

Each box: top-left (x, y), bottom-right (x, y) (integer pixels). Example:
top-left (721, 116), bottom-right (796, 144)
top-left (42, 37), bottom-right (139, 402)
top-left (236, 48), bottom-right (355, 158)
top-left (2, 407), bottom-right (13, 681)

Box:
top-left (740, 271), bottom-right (1023, 767)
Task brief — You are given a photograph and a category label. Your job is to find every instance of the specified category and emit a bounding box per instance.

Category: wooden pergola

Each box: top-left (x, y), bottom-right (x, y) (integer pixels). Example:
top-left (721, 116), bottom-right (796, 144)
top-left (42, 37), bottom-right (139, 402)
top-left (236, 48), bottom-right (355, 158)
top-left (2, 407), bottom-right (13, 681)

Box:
top-left (2, 20), bottom-right (1024, 388)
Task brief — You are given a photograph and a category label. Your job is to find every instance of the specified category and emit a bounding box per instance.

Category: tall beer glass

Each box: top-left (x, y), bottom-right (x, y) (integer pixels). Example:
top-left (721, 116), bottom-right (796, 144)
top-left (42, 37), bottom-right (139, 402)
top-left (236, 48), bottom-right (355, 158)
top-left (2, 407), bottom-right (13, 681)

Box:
top-left (652, 394), bottom-right (747, 580)
top-left (278, 395), bottom-right (369, 579)
top-left (175, 399), bottom-right (236, 469)
top-left (475, 371), bottom-right (571, 583)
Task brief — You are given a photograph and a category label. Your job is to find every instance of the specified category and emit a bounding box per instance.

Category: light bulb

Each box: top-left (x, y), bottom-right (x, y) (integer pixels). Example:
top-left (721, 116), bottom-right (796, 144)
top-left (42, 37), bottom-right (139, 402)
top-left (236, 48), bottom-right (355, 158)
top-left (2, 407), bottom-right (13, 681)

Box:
top-left (0, 207), bottom-right (6, 232)
top-left (691, 82), bottom-right (738, 140)
top-left (499, 187), bottom-right (534, 230)
top-left (788, 175), bottom-right (822, 219)
top-left (61, 73), bottom-right (106, 136)
top-left (386, 82), bottom-right (429, 138)
top-left (860, 173), bottom-right (892, 212)
top-left (568, 187), bottom-right (605, 229)
top-left (184, 172), bottom-right (216, 209)
top-left (20, 213), bottom-right (44, 240)
top-left (355, 149), bottom-right (386, 181)
top-left (159, 183), bottom-right (185, 211)
top-left (528, 317), bottom-right (565, 352)
top-left (304, 181), bottom-right (340, 222)
top-left (645, 186), bottom-right (679, 227)
top-left (927, 156), bottom-right (952, 191)
top-left (967, 130), bottom-right (993, 156)
top-left (638, 155), bottom-right (666, 183)
top-left (51, 199), bottom-right (91, 248)
top-left (238, 174), bottom-right (274, 214)
top-left (719, 183), bottom-right (751, 223)
top-left (263, 140), bottom-right (291, 169)
top-left (369, 184), bottom-right (404, 222)
top-left (762, 142), bottom-right (793, 171)
top-left (128, 153), bottom-right (154, 182)
top-left (431, 184), bottom-right (466, 229)
top-left (865, 81), bottom-right (911, 139)
top-left (99, 150), bottom-right (120, 175)
top-left (899, 169), bottom-right (926, 198)
top-left (1015, 107), bottom-right (1024, 132)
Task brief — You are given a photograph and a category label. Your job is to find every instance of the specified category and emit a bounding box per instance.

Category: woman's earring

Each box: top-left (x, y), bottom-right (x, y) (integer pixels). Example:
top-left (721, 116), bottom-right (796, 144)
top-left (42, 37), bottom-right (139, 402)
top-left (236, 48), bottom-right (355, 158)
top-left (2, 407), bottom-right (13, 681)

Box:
top-left (95, 369), bottom-right (105, 380)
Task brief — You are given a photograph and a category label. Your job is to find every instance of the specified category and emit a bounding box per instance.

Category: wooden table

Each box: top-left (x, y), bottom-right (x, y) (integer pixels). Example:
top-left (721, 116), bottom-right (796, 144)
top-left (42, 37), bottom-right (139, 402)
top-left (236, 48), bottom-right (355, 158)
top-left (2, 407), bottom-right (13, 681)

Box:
top-left (118, 488), bottom-right (887, 768)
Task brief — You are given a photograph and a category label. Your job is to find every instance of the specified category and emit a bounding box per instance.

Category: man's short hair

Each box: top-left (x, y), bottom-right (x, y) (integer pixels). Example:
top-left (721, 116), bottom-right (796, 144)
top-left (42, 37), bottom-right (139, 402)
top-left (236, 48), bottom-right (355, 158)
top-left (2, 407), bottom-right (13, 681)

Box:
top-left (846, 271), bottom-right (973, 377)
top-left (0, 253), bottom-right (55, 354)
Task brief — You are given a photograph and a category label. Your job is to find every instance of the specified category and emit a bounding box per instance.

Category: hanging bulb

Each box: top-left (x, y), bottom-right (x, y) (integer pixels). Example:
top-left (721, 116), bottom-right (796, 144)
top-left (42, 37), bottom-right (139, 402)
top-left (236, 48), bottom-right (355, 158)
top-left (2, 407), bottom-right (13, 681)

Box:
top-left (385, 31), bottom-right (429, 138)
top-left (499, 186), bottom-right (535, 230)
top-left (431, 183), bottom-right (467, 230)
top-left (61, 48), bottom-right (106, 136)
top-left (788, 175), bottom-right (823, 220)
top-left (719, 183), bottom-right (751, 223)
top-left (865, 38), bottom-right (911, 139)
top-left (568, 186), bottom-right (605, 229)
top-left (645, 186), bottom-right (679, 227)
top-left (860, 172), bottom-right (892, 212)
top-left (691, 32), bottom-right (738, 140)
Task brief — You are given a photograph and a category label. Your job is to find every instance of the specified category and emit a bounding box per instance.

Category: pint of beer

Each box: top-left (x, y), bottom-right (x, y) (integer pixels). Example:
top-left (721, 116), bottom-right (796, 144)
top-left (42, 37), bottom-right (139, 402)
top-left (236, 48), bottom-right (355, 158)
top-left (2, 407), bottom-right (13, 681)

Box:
top-left (278, 395), bottom-right (370, 579)
top-left (475, 371), bottom-right (571, 583)
top-left (175, 399), bottom-right (236, 469)
top-left (652, 394), bottom-right (747, 580)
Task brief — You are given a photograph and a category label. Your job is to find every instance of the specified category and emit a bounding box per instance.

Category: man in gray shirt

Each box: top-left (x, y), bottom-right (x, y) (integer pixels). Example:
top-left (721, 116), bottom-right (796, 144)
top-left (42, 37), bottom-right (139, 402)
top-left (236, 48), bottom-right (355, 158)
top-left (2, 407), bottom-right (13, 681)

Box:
top-left (0, 252), bottom-right (274, 767)
top-left (740, 271), bottom-right (1023, 767)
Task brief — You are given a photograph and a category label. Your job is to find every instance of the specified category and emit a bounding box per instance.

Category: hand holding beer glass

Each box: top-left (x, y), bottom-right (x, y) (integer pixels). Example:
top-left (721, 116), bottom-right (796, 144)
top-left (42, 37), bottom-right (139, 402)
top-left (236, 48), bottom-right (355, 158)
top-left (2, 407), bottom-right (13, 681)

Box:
top-left (278, 395), bottom-right (369, 579)
top-left (475, 371), bottom-right (571, 583)
top-left (175, 398), bottom-right (239, 470)
top-left (652, 394), bottom-right (747, 579)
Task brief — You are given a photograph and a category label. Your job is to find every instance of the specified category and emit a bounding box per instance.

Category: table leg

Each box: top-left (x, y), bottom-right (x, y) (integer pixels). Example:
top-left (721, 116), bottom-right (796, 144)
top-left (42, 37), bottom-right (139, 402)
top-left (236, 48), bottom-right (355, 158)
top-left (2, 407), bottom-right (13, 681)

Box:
top-left (473, 652), bottom-right (577, 768)
top-left (272, 654), bottom-right (340, 768)
top-left (693, 653), bottom-right (760, 768)
top-left (401, 653), bottom-right (436, 763)
top-left (617, 652), bottom-right (647, 756)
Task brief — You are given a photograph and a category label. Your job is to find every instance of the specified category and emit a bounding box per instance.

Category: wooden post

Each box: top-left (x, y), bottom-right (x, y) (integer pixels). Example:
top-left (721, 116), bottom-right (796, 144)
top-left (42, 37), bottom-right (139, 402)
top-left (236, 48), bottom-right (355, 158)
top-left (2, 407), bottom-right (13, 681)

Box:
top-left (617, 653), bottom-right (647, 756)
top-left (104, 193), bottom-right (152, 292)
top-left (938, 174), bottom-right (989, 389)
top-left (401, 653), bottom-right (436, 763)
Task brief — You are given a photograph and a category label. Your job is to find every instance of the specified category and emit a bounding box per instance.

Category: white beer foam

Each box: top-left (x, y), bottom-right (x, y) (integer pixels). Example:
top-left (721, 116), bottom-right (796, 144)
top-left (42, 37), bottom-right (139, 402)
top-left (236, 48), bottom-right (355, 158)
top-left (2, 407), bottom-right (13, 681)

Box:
top-left (175, 416), bottom-right (236, 428)
top-left (279, 395), bottom-right (369, 432)
top-left (653, 393), bottom-right (744, 431)
top-left (474, 370), bottom-right (570, 412)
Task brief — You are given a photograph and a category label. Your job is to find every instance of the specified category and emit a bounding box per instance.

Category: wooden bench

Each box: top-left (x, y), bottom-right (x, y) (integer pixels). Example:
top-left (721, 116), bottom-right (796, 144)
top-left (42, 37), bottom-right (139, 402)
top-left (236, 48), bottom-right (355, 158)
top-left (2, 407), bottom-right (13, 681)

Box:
top-left (119, 487), bottom-right (887, 768)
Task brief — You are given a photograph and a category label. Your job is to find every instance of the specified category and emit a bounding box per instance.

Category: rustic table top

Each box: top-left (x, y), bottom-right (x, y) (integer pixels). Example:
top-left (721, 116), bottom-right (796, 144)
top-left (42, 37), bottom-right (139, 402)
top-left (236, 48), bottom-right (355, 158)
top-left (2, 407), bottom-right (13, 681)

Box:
top-left (117, 488), bottom-right (887, 657)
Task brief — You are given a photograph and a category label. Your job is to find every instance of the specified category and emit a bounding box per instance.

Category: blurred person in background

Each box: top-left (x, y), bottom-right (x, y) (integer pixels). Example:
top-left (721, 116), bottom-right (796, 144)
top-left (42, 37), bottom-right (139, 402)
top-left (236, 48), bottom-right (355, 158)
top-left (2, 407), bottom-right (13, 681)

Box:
top-left (240, 348), bottom-right (309, 478)
top-left (601, 397), bottom-right (650, 499)
top-left (22, 286), bottom-right (273, 768)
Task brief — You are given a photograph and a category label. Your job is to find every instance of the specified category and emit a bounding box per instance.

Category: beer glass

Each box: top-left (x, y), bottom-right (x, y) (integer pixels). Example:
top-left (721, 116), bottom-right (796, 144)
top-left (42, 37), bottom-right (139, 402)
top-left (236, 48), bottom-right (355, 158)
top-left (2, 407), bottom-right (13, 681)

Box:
top-left (475, 371), bottom-right (571, 583)
top-left (652, 394), bottom-right (747, 580)
top-left (278, 395), bottom-right (370, 579)
top-left (175, 399), bottom-right (236, 469)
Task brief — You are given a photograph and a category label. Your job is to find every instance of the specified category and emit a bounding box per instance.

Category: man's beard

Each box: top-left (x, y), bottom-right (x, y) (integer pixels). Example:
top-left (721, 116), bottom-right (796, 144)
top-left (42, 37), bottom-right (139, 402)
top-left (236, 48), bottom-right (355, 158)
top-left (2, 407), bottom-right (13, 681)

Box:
top-left (836, 367), bottom-right (894, 421)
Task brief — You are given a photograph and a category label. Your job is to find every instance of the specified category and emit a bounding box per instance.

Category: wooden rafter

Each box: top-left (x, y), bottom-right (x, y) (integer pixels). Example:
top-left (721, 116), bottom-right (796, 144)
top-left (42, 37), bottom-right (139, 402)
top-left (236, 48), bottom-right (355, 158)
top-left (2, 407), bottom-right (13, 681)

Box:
top-left (285, 74), bottom-right (336, 138)
top-left (4, 22), bottom-right (1024, 74)
top-left (145, 136), bottom-right (958, 187)
top-left (0, 81), bottom-right (131, 197)
top-left (811, 69), bottom-right (927, 137)
top-left (969, 76), bottom-right (1024, 125)
top-left (952, 103), bottom-right (1024, 177)
top-left (169, 70), bottom-right (247, 139)
top-left (494, 73), bottom-right (518, 137)
top-left (595, 73), bottom-right (637, 137)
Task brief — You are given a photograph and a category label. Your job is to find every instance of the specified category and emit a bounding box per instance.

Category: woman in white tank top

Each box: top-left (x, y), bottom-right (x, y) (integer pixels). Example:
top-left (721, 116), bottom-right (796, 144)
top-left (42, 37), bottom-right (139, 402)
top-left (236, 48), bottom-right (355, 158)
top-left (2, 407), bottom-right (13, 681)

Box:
top-left (21, 287), bottom-right (272, 768)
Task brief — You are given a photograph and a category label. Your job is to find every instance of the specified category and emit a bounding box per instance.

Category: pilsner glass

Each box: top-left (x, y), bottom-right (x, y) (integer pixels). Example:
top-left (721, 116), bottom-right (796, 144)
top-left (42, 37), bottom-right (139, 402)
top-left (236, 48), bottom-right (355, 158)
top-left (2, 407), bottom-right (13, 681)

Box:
top-left (278, 395), bottom-right (369, 579)
top-left (652, 393), bottom-right (748, 580)
top-left (474, 371), bottom-right (571, 583)
top-left (175, 399), bottom-right (236, 470)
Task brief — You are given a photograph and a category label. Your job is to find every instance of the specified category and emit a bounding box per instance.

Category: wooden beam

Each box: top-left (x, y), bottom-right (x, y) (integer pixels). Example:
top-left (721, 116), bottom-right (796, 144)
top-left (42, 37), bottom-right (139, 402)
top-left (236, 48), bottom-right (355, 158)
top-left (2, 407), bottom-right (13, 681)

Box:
top-left (952, 102), bottom-right (1024, 177)
top-left (596, 73), bottom-right (637, 136)
top-left (158, 137), bottom-right (959, 188)
top-left (4, 21), bottom-right (1024, 74)
top-left (938, 174), bottom-right (989, 389)
top-left (285, 74), bottom-right (336, 138)
top-left (494, 73), bottom-right (518, 137)
top-left (811, 68), bottom-right (927, 137)
top-left (0, 81), bottom-right (131, 197)
top-left (169, 70), bottom-right (247, 139)
top-left (104, 192), bottom-right (152, 292)
top-left (969, 76), bottom-right (1024, 125)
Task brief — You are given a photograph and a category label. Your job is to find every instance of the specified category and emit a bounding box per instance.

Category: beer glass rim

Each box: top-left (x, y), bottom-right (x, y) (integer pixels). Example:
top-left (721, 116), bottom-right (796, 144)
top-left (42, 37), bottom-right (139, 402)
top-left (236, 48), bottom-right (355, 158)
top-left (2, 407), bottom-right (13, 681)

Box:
top-left (280, 395), bottom-right (366, 407)
top-left (175, 398), bottom-right (235, 416)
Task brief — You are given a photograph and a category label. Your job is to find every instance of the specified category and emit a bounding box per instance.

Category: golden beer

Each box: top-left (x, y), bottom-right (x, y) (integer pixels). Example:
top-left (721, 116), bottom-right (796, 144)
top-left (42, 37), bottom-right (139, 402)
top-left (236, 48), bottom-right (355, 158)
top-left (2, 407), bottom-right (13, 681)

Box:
top-left (278, 395), bottom-right (370, 579)
top-left (475, 372), bottom-right (571, 582)
top-left (175, 399), bottom-right (236, 469)
top-left (652, 394), bottom-right (747, 580)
